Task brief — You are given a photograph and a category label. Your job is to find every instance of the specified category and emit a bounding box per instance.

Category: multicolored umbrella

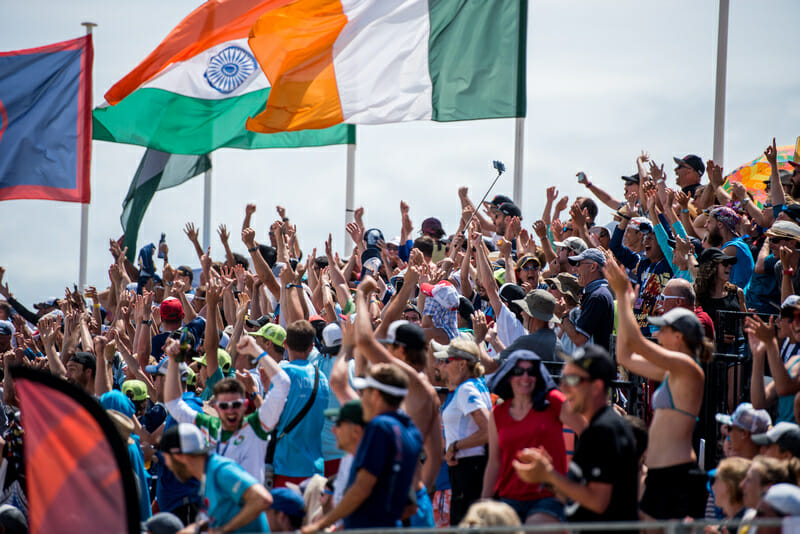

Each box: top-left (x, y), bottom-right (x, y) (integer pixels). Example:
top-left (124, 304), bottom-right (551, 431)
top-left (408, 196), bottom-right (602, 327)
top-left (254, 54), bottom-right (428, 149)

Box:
top-left (724, 143), bottom-right (798, 206)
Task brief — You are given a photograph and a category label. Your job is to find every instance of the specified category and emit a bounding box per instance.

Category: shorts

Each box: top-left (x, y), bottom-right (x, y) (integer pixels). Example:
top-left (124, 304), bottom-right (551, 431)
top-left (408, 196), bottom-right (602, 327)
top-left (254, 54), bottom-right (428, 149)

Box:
top-left (448, 454), bottom-right (488, 525)
top-left (432, 489), bottom-right (452, 528)
top-left (640, 462), bottom-right (707, 519)
top-left (499, 496), bottom-right (566, 523)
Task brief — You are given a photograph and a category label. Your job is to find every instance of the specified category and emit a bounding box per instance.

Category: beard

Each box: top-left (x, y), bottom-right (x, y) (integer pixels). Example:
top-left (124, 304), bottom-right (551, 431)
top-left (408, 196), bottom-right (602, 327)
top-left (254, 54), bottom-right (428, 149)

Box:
top-left (707, 226), bottom-right (723, 248)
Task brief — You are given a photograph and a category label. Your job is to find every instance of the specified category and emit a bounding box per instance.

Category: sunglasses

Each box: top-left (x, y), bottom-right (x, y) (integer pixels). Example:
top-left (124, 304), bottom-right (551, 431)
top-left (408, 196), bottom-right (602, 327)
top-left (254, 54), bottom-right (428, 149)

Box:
top-left (656, 295), bottom-right (683, 303)
top-left (782, 310), bottom-right (800, 321)
top-left (521, 265), bottom-right (540, 272)
top-left (510, 367), bottom-right (536, 377)
top-left (216, 399), bottom-right (245, 410)
top-left (442, 357), bottom-right (465, 364)
top-left (560, 374), bottom-right (590, 387)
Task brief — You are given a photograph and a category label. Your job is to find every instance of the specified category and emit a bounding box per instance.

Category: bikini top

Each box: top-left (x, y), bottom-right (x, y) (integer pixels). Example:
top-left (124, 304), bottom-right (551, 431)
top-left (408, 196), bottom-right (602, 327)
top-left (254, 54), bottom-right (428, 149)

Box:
top-left (652, 373), bottom-right (699, 422)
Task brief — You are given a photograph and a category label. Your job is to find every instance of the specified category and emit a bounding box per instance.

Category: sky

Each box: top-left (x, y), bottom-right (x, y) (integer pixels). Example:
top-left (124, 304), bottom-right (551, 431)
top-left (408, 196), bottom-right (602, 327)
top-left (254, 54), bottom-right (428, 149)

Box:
top-left (1, 0), bottom-right (799, 306)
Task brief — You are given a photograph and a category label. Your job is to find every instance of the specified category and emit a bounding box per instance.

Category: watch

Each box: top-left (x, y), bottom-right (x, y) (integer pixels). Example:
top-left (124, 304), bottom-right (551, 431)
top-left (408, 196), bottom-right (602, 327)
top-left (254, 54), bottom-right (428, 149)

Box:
top-left (285, 283), bottom-right (301, 289)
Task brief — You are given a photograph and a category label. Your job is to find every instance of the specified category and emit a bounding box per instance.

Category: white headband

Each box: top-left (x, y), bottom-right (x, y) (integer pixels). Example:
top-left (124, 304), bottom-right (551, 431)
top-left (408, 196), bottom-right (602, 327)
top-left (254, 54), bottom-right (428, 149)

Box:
top-left (354, 376), bottom-right (409, 397)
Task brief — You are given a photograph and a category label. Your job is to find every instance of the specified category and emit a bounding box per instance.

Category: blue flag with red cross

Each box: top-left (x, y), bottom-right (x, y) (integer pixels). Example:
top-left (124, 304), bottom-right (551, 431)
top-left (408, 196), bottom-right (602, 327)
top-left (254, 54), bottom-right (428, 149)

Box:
top-left (0, 35), bottom-right (92, 202)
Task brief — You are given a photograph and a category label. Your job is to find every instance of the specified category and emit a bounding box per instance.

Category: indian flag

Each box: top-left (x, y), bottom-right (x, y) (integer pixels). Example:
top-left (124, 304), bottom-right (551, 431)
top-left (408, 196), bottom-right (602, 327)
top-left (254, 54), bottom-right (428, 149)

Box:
top-left (246, 0), bottom-right (527, 134)
top-left (92, 0), bottom-right (353, 155)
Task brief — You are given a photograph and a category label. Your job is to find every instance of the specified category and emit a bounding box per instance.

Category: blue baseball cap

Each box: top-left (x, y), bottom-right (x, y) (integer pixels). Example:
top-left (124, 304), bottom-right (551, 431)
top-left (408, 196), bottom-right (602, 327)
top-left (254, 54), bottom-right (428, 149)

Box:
top-left (270, 488), bottom-right (305, 518)
top-left (567, 248), bottom-right (606, 267)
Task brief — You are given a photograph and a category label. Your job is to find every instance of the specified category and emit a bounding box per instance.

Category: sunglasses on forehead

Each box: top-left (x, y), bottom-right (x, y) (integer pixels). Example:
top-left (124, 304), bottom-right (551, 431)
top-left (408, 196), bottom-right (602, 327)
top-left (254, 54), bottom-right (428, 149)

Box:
top-left (216, 399), bottom-right (245, 410)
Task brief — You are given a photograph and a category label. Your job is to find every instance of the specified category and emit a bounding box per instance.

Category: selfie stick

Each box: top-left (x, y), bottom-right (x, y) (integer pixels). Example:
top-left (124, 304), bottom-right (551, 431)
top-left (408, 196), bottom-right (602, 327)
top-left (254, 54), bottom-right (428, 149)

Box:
top-left (461, 160), bottom-right (506, 233)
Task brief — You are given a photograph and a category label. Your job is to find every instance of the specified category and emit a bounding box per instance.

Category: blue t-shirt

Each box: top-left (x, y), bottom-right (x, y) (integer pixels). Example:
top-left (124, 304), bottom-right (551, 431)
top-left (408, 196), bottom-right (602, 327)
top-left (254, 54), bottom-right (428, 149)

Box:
top-left (273, 360), bottom-right (330, 477)
top-left (345, 411), bottom-right (423, 529)
top-left (156, 393), bottom-right (203, 512)
top-left (308, 349), bottom-right (345, 462)
top-left (747, 254), bottom-right (779, 313)
top-left (722, 237), bottom-right (755, 290)
top-left (202, 454), bottom-right (269, 533)
top-left (129, 435), bottom-right (152, 521)
top-left (575, 279), bottom-right (615, 352)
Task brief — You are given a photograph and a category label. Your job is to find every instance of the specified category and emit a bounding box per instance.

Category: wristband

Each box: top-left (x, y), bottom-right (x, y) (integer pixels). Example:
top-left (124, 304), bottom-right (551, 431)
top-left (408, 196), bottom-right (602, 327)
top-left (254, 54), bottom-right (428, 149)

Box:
top-left (784, 269), bottom-right (795, 277)
top-left (282, 217), bottom-right (289, 222)
top-left (248, 246), bottom-right (258, 253)
top-left (141, 319), bottom-right (152, 325)
top-left (254, 351), bottom-right (268, 365)
top-left (585, 182), bottom-right (593, 188)
top-left (285, 283), bottom-right (302, 289)
top-left (681, 209), bottom-right (690, 214)
top-left (453, 440), bottom-right (459, 452)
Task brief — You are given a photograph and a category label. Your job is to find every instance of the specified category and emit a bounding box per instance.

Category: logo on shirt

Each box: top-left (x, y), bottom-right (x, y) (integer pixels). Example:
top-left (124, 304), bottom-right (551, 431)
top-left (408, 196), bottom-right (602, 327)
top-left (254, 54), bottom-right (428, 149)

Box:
top-left (233, 435), bottom-right (245, 446)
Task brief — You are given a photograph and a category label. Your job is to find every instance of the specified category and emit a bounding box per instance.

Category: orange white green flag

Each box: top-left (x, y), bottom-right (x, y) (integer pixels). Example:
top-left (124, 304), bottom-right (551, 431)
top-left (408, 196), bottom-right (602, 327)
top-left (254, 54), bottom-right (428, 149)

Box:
top-left (246, 0), bottom-right (527, 134)
top-left (92, 0), bottom-right (353, 155)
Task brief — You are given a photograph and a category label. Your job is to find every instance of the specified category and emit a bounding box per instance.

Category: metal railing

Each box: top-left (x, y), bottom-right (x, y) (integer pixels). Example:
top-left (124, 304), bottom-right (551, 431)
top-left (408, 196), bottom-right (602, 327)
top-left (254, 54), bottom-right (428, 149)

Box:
top-left (323, 517), bottom-right (787, 533)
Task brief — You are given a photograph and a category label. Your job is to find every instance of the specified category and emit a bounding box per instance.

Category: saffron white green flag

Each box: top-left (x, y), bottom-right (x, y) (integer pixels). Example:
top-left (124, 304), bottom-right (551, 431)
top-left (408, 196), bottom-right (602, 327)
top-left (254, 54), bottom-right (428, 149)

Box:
top-left (93, 0), bottom-right (354, 155)
top-left (121, 149), bottom-right (211, 260)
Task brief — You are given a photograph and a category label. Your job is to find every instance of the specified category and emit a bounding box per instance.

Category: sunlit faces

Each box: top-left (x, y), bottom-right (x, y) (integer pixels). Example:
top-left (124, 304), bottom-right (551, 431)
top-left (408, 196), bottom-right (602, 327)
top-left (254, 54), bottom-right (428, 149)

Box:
top-left (559, 362), bottom-right (592, 415)
top-left (508, 361), bottom-right (537, 398)
top-left (572, 260), bottom-right (598, 288)
top-left (215, 392), bottom-right (246, 432)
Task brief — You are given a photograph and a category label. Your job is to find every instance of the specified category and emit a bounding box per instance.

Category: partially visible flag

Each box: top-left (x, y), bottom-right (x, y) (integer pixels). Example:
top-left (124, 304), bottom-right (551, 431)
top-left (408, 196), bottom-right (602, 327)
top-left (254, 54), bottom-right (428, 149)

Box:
top-left (122, 149), bottom-right (211, 261)
top-left (246, 0), bottom-right (527, 133)
top-left (10, 367), bottom-right (140, 533)
top-left (92, 0), bottom-right (353, 155)
top-left (0, 35), bottom-right (92, 202)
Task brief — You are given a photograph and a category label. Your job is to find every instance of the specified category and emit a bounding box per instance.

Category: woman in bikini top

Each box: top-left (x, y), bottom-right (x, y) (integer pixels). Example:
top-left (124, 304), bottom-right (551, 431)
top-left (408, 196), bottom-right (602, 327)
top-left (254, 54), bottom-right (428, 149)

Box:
top-left (606, 254), bottom-right (715, 519)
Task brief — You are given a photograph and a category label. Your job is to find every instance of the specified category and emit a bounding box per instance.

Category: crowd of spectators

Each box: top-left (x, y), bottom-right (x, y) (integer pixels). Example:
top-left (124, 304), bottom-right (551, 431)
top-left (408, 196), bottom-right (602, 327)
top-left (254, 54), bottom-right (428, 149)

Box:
top-left (0, 138), bottom-right (799, 533)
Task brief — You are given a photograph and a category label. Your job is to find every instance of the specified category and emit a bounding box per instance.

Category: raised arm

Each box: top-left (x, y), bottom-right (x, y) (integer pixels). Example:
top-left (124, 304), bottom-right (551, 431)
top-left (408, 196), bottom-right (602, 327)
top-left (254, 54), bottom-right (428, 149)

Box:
top-left (579, 172), bottom-right (623, 211)
top-left (183, 222), bottom-right (204, 262)
top-left (204, 279), bottom-right (223, 377)
top-left (765, 138), bottom-right (786, 209)
top-left (242, 227), bottom-right (281, 299)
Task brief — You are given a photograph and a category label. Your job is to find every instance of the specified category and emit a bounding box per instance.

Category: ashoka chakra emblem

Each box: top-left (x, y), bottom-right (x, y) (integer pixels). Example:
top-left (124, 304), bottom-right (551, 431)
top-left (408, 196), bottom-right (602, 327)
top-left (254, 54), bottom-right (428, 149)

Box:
top-left (205, 46), bottom-right (256, 94)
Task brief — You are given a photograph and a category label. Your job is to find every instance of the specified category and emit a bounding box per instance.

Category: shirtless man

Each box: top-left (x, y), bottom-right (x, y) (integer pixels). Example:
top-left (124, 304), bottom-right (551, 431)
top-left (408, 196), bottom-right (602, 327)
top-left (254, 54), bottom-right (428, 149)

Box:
top-left (354, 273), bottom-right (444, 497)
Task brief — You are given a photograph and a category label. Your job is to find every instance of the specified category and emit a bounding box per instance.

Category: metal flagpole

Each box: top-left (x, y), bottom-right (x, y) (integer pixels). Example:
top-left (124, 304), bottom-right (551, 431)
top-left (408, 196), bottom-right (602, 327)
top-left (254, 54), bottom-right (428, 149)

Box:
top-left (512, 117), bottom-right (525, 210)
top-left (79, 21), bottom-right (96, 291)
top-left (712, 0), bottom-right (729, 166)
top-left (344, 142), bottom-right (356, 234)
top-left (202, 154), bottom-right (213, 251)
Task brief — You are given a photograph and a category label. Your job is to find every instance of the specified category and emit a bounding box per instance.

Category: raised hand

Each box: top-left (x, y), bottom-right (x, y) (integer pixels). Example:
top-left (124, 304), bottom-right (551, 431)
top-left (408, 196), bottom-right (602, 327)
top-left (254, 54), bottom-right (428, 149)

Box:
top-left (471, 311), bottom-right (488, 343)
top-left (183, 222), bottom-right (200, 243)
top-left (764, 137), bottom-right (778, 167)
top-left (649, 160), bottom-right (665, 183)
top-left (706, 160), bottom-right (724, 188)
top-left (345, 222), bottom-right (362, 245)
top-left (242, 227), bottom-right (256, 249)
top-left (532, 220), bottom-right (547, 240)
top-left (276, 205), bottom-right (287, 220)
top-left (217, 224), bottom-right (230, 244)
top-left (504, 216), bottom-right (521, 241)
top-left (731, 181), bottom-right (747, 202)
top-left (201, 247), bottom-right (212, 274)
top-left (554, 196), bottom-right (569, 214)
top-left (675, 189), bottom-right (690, 210)
top-left (744, 315), bottom-right (774, 344)
top-left (245, 203), bottom-right (257, 216)
top-left (551, 219), bottom-right (565, 242)
top-left (602, 254), bottom-right (634, 301)
top-left (546, 187), bottom-right (558, 204)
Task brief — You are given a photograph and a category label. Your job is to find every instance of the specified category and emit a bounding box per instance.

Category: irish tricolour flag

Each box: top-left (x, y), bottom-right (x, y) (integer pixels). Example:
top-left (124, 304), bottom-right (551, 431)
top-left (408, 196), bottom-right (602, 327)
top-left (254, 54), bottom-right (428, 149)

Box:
top-left (92, 0), bottom-right (353, 155)
top-left (246, 0), bottom-right (527, 134)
